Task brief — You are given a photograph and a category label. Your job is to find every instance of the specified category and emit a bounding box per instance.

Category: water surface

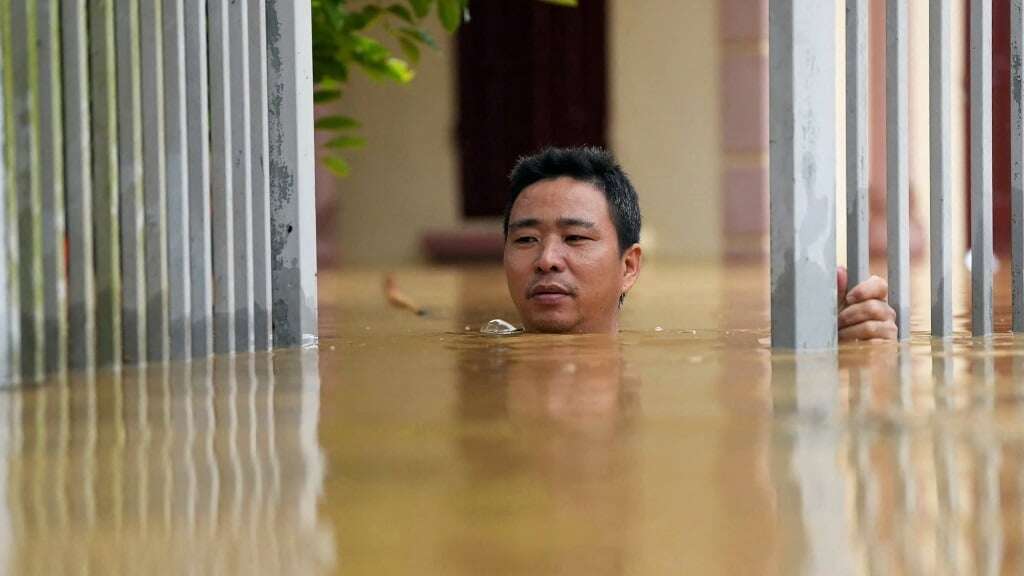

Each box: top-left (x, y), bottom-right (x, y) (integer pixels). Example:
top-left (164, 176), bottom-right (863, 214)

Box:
top-left (6, 262), bottom-right (1024, 574)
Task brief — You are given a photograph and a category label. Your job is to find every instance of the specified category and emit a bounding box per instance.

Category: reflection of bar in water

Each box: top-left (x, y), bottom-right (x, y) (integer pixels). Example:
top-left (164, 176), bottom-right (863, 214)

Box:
top-left (773, 353), bottom-right (858, 574)
top-left (0, 351), bottom-right (332, 574)
top-left (972, 340), bottom-right (1003, 575)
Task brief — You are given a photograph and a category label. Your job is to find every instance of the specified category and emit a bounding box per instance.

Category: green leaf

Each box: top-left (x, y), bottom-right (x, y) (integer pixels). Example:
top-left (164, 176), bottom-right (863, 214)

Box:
top-left (538, 0), bottom-right (577, 5)
top-left (436, 0), bottom-right (464, 32)
top-left (398, 36), bottom-right (421, 64)
top-left (384, 58), bottom-right (415, 82)
top-left (318, 77), bottom-right (341, 90)
top-left (324, 156), bottom-right (351, 178)
top-left (313, 88), bottom-right (342, 103)
top-left (315, 115), bottom-right (362, 130)
top-left (399, 26), bottom-right (437, 49)
top-left (387, 4), bottom-right (414, 23)
top-left (407, 0), bottom-right (432, 18)
top-left (325, 136), bottom-right (367, 149)
top-left (348, 5), bottom-right (383, 30)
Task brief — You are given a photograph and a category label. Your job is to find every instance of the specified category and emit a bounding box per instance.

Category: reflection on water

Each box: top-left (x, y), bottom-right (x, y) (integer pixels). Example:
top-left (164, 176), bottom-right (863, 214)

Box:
top-left (0, 352), bottom-right (333, 575)
top-left (9, 264), bottom-right (1024, 574)
top-left (315, 265), bottom-right (1024, 574)
top-left (456, 337), bottom-right (638, 575)
top-left (767, 340), bottom-right (1024, 575)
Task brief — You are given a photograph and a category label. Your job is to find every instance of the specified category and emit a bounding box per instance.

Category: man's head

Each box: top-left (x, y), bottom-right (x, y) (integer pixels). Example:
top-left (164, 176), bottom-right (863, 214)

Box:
top-left (502, 147), bottom-right (642, 334)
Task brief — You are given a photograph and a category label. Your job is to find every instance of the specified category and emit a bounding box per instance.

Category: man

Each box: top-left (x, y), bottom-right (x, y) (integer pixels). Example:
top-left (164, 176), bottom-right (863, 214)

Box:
top-left (502, 147), bottom-right (897, 341)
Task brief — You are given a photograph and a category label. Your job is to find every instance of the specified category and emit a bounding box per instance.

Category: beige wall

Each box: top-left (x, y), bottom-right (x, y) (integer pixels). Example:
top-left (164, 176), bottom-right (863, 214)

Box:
top-left (323, 19), bottom-right (461, 266)
top-left (609, 0), bottom-right (722, 262)
top-left (326, 2), bottom-right (724, 265)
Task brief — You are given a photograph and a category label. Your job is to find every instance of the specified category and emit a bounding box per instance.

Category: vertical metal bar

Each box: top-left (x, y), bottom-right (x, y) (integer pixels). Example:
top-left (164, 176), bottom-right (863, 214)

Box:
top-left (140, 0), bottom-right (169, 361)
top-left (90, 0), bottom-right (122, 367)
top-left (769, 0), bottom-right (838, 349)
top-left (250, 0), bottom-right (273, 351)
top-left (0, 17), bottom-right (9, 384)
top-left (163, 0), bottom-right (191, 360)
top-left (38, 0), bottom-right (66, 374)
top-left (116, 0), bottom-right (147, 365)
top-left (887, 0), bottom-right (910, 341)
top-left (267, 0), bottom-right (319, 348)
top-left (12, 0), bottom-right (44, 380)
top-left (932, 0), bottom-right (954, 338)
top-left (1012, 0), bottom-right (1024, 332)
top-left (847, 0), bottom-right (870, 288)
top-left (208, 0), bottom-right (235, 354)
top-left (230, 0), bottom-right (254, 353)
top-left (972, 0), bottom-right (994, 336)
top-left (184, 0), bottom-right (213, 358)
top-left (63, 0), bottom-right (94, 371)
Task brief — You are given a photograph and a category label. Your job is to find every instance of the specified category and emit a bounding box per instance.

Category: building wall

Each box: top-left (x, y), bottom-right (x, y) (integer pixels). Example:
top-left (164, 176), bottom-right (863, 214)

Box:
top-left (608, 0), bottom-right (722, 262)
top-left (718, 0), bottom-right (767, 259)
top-left (319, 18), bottom-right (461, 266)
top-left (323, 1), bottom-right (724, 265)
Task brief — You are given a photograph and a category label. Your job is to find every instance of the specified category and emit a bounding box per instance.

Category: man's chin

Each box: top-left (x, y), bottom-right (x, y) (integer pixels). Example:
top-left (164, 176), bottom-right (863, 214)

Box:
top-left (522, 313), bottom-right (580, 334)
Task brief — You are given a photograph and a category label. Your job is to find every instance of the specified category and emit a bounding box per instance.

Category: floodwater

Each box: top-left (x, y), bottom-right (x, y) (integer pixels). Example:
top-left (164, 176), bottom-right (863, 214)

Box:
top-left (5, 261), bottom-right (1024, 574)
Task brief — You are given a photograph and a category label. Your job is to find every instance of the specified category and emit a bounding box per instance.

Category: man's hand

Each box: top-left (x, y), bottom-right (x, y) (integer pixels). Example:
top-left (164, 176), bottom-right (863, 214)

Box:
top-left (836, 266), bottom-right (898, 342)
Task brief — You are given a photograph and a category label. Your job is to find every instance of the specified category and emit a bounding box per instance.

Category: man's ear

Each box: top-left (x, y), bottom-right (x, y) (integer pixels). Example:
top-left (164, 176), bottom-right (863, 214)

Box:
top-left (620, 243), bottom-right (642, 296)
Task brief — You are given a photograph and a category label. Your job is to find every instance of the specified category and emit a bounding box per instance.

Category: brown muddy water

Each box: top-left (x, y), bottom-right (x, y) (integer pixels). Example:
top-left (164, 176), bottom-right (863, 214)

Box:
top-left (5, 262), bottom-right (1024, 574)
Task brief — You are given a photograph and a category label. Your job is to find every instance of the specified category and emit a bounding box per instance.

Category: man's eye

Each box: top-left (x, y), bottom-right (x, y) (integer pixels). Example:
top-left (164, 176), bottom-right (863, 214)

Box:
top-left (514, 236), bottom-right (537, 245)
top-left (565, 235), bottom-right (590, 243)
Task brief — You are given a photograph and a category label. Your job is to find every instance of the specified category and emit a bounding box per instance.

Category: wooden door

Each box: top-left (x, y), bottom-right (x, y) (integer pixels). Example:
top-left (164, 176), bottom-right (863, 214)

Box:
top-left (455, 0), bottom-right (608, 218)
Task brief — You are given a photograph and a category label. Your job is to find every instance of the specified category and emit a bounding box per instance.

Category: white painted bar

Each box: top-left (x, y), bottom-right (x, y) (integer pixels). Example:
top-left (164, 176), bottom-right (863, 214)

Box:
top-left (230, 0), bottom-right (255, 353)
top-left (846, 0), bottom-right (869, 288)
top-left (115, 0), bottom-right (148, 365)
top-left (887, 0), bottom-right (910, 341)
top-left (62, 0), bottom-right (94, 371)
top-left (1013, 0), bottom-right (1024, 332)
top-left (184, 0), bottom-right (213, 358)
top-left (208, 0), bottom-right (236, 354)
top-left (267, 0), bottom-right (319, 348)
top-left (37, 0), bottom-right (67, 374)
top-left (769, 0), bottom-right (837, 349)
top-left (0, 28), bottom-right (8, 383)
top-left (162, 0), bottom-right (191, 360)
top-left (90, 0), bottom-right (123, 367)
top-left (971, 0), bottom-right (994, 336)
top-left (11, 0), bottom-right (44, 380)
top-left (931, 0), bottom-right (953, 338)
top-left (140, 0), bottom-right (170, 361)
top-left (250, 0), bottom-right (273, 351)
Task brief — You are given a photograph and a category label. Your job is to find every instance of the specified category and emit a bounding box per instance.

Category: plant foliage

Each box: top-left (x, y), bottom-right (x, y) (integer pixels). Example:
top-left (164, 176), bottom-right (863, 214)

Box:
top-left (311, 0), bottom-right (577, 176)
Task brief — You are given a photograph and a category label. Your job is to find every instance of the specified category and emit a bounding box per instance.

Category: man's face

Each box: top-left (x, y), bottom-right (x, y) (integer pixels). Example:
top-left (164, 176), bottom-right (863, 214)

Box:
top-left (503, 177), bottom-right (641, 334)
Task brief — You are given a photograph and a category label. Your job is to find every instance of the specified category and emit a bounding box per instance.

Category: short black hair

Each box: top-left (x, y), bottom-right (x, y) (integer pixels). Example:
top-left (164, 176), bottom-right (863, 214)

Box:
top-left (503, 146), bottom-right (641, 253)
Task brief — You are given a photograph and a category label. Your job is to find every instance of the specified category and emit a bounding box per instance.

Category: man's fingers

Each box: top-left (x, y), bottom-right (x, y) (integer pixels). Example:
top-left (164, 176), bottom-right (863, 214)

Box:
top-left (838, 299), bottom-right (896, 329)
top-left (837, 266), bottom-right (849, 306)
top-left (847, 275), bottom-right (889, 304)
top-left (839, 319), bottom-right (898, 342)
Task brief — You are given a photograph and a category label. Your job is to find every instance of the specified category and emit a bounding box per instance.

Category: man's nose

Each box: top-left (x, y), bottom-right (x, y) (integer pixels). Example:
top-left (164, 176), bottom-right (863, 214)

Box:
top-left (535, 240), bottom-right (565, 272)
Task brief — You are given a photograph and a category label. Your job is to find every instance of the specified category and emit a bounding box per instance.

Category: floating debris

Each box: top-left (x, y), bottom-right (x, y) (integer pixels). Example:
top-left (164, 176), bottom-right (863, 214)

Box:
top-left (480, 319), bottom-right (522, 336)
top-left (384, 273), bottom-right (428, 316)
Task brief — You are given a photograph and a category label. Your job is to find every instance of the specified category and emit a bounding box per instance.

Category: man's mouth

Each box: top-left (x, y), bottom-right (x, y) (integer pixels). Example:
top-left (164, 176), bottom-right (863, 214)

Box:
top-left (528, 283), bottom-right (574, 303)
